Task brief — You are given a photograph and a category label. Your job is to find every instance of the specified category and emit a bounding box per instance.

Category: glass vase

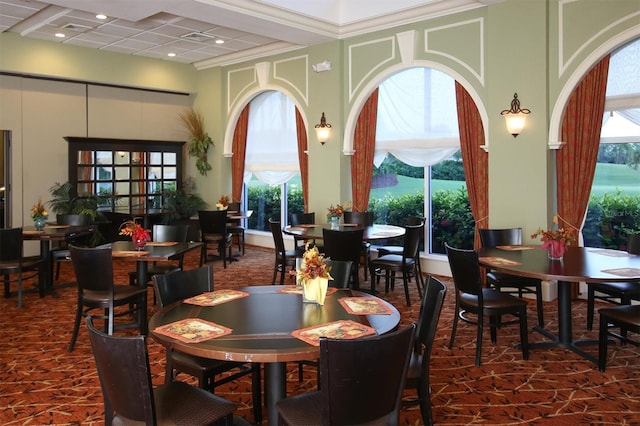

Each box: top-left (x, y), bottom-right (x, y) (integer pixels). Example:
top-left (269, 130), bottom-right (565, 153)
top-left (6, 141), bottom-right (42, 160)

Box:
top-left (547, 240), bottom-right (566, 260)
top-left (302, 277), bottom-right (329, 305)
top-left (33, 216), bottom-right (47, 230)
top-left (328, 215), bottom-right (339, 230)
top-left (133, 237), bottom-right (147, 251)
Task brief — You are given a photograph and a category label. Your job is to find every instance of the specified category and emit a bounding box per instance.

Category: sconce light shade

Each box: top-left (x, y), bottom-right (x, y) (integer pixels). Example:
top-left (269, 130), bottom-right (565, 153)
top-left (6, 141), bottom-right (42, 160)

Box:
top-left (315, 112), bottom-right (332, 145)
top-left (500, 93), bottom-right (531, 137)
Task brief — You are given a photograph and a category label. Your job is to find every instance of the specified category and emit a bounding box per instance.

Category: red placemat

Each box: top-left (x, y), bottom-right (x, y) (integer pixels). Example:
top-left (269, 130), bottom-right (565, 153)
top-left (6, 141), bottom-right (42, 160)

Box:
top-left (292, 320), bottom-right (376, 346)
top-left (277, 286), bottom-right (338, 297)
top-left (338, 297), bottom-right (393, 315)
top-left (112, 250), bottom-right (150, 257)
top-left (479, 256), bottom-right (522, 267)
top-left (154, 318), bottom-right (232, 343)
top-left (145, 241), bottom-right (178, 247)
top-left (601, 268), bottom-right (640, 278)
top-left (184, 289), bottom-right (250, 306)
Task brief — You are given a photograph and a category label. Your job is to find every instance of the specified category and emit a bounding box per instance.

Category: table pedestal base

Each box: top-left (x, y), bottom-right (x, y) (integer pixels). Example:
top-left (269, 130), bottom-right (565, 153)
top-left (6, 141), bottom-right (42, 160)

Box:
top-left (265, 362), bottom-right (286, 426)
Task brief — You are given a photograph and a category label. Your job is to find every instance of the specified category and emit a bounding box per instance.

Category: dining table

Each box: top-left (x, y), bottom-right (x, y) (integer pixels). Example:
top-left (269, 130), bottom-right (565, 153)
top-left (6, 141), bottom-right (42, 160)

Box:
top-left (22, 224), bottom-right (96, 297)
top-left (283, 222), bottom-right (406, 242)
top-left (478, 245), bottom-right (640, 364)
top-left (148, 285), bottom-right (401, 425)
top-left (109, 240), bottom-right (203, 286)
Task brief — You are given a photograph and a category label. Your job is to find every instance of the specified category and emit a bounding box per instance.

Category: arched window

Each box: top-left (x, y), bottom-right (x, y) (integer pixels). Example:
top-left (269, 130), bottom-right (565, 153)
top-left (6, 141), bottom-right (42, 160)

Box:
top-left (584, 38), bottom-right (640, 249)
top-left (244, 91), bottom-right (303, 230)
top-left (370, 67), bottom-right (474, 254)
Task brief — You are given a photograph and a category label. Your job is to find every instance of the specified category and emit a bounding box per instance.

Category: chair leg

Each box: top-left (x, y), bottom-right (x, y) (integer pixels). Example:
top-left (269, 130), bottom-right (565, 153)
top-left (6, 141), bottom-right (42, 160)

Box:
top-left (535, 282), bottom-right (544, 327)
top-left (519, 308), bottom-right (529, 361)
top-left (68, 294), bottom-right (83, 352)
top-left (598, 313), bottom-right (609, 372)
top-left (448, 306), bottom-right (460, 350)
top-left (164, 348), bottom-right (174, 384)
top-left (17, 272), bottom-right (23, 309)
top-left (272, 260), bottom-right (278, 285)
top-left (475, 315), bottom-right (484, 366)
top-left (402, 270), bottom-right (411, 306)
top-left (416, 371), bottom-right (433, 426)
top-left (587, 288), bottom-right (596, 331)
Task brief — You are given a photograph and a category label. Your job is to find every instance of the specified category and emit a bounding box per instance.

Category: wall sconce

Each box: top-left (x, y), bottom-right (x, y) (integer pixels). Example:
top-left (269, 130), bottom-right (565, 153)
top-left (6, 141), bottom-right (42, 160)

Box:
top-left (315, 112), bottom-right (331, 145)
top-left (500, 93), bottom-right (530, 137)
top-left (312, 60), bottom-right (332, 72)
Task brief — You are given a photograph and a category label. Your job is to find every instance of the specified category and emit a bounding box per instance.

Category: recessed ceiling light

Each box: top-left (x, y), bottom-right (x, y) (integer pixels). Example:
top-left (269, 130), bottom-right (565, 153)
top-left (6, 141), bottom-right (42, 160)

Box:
top-left (215, 39), bottom-right (224, 44)
top-left (167, 52), bottom-right (176, 57)
top-left (96, 14), bottom-right (107, 20)
top-left (55, 32), bottom-right (65, 38)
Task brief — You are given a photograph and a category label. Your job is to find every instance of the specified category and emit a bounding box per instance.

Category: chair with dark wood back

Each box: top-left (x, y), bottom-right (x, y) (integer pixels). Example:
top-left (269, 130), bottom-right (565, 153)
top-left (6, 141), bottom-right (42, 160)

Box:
top-left (277, 323), bottom-right (416, 425)
top-left (587, 234), bottom-right (640, 332)
top-left (227, 202), bottom-right (246, 256)
top-left (375, 216), bottom-right (425, 289)
top-left (50, 214), bottom-right (94, 282)
top-left (322, 227), bottom-right (364, 290)
top-left (152, 266), bottom-right (262, 423)
top-left (403, 275), bottom-right (447, 425)
top-left (369, 223), bottom-right (423, 306)
top-left (68, 245), bottom-right (147, 352)
top-left (269, 219), bottom-right (304, 284)
top-left (445, 243), bottom-right (529, 366)
top-left (198, 210), bottom-right (232, 268)
top-left (598, 304), bottom-right (640, 371)
top-left (479, 227), bottom-right (544, 327)
top-left (342, 211), bottom-right (374, 280)
top-left (86, 316), bottom-right (236, 425)
top-left (1, 227), bottom-right (43, 308)
top-left (289, 212), bottom-right (317, 250)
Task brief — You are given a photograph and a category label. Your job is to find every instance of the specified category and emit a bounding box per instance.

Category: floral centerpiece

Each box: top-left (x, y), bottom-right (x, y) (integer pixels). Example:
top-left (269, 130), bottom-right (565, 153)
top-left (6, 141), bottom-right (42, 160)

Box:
top-left (216, 195), bottom-right (230, 210)
top-left (31, 198), bottom-right (48, 230)
top-left (119, 217), bottom-right (151, 250)
top-left (531, 216), bottom-right (577, 260)
top-left (297, 243), bottom-right (333, 305)
top-left (326, 203), bottom-right (346, 219)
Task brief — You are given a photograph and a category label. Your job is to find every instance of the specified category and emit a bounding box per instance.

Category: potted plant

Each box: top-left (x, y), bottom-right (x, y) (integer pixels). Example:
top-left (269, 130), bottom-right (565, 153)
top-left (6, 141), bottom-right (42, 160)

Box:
top-left (179, 108), bottom-right (214, 176)
top-left (161, 177), bottom-right (208, 241)
top-left (48, 181), bottom-right (102, 222)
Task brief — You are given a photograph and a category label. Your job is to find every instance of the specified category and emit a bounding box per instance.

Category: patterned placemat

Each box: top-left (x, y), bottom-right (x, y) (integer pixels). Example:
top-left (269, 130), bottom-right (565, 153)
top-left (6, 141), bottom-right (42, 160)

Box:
top-left (154, 318), bottom-right (232, 343)
top-left (183, 289), bottom-right (250, 306)
top-left (292, 320), bottom-right (376, 346)
top-left (298, 224), bottom-right (319, 228)
top-left (601, 268), bottom-right (640, 278)
top-left (496, 245), bottom-right (536, 251)
top-left (277, 286), bottom-right (338, 297)
top-left (112, 250), bottom-right (150, 257)
top-left (590, 249), bottom-right (633, 257)
top-left (23, 230), bottom-right (44, 235)
top-left (145, 241), bottom-right (178, 247)
top-left (479, 256), bottom-right (522, 267)
top-left (44, 225), bottom-right (70, 229)
top-left (338, 297), bottom-right (393, 315)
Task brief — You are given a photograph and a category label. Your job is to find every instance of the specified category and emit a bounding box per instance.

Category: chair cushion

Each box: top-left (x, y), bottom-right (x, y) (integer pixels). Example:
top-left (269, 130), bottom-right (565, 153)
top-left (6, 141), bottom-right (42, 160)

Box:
top-left (83, 286), bottom-right (147, 305)
top-left (370, 254), bottom-right (415, 270)
top-left (599, 304), bottom-right (640, 327)
top-left (276, 391), bottom-right (322, 425)
top-left (153, 381), bottom-right (236, 425)
top-left (486, 271), bottom-right (540, 286)
top-left (591, 281), bottom-right (640, 296)
top-left (460, 288), bottom-right (528, 311)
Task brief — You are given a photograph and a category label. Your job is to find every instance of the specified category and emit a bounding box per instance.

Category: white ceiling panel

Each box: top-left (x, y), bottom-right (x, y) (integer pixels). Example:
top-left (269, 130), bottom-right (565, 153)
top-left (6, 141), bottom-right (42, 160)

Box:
top-left (0, 0), bottom-right (496, 68)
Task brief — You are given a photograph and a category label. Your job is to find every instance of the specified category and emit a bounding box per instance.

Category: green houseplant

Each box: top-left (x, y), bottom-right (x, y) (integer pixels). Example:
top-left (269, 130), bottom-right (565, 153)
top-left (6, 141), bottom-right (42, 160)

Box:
top-left (48, 181), bottom-right (101, 222)
top-left (179, 108), bottom-right (214, 176)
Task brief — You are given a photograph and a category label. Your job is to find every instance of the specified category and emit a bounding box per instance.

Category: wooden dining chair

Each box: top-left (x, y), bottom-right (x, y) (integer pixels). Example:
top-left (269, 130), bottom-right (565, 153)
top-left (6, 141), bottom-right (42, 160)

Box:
top-left (342, 211), bottom-right (374, 280)
top-left (86, 316), bottom-right (236, 425)
top-left (289, 212), bottom-right (318, 250)
top-left (322, 227), bottom-right (364, 290)
top-left (375, 215), bottom-right (425, 289)
top-left (226, 202), bottom-right (246, 255)
top-left (277, 323), bottom-right (416, 425)
top-left (1, 227), bottom-right (44, 308)
top-left (479, 227), bottom-right (544, 327)
top-left (50, 214), bottom-right (94, 282)
top-left (597, 304), bottom-right (640, 371)
top-left (403, 275), bottom-right (447, 425)
top-left (68, 245), bottom-right (147, 352)
top-left (369, 223), bottom-right (423, 306)
top-left (269, 219), bottom-right (304, 284)
top-left (152, 266), bottom-right (263, 423)
top-left (445, 243), bottom-right (529, 366)
top-left (198, 210), bottom-right (232, 268)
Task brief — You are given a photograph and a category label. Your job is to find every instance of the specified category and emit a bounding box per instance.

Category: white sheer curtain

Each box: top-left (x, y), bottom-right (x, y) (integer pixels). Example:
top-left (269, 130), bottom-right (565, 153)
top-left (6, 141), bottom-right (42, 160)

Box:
top-left (602, 37), bottom-right (640, 141)
top-left (245, 91), bottom-right (299, 185)
top-left (375, 67), bottom-right (459, 167)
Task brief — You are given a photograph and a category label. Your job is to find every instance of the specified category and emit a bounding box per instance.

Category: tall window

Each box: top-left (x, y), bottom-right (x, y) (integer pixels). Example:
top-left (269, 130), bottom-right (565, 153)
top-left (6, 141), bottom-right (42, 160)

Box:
top-left (244, 91), bottom-right (302, 231)
top-left (584, 38), bottom-right (640, 249)
top-left (369, 68), bottom-right (473, 254)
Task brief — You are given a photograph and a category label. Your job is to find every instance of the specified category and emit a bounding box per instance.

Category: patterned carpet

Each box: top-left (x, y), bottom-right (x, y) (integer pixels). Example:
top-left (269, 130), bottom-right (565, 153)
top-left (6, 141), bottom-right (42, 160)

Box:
top-left (1, 245), bottom-right (638, 425)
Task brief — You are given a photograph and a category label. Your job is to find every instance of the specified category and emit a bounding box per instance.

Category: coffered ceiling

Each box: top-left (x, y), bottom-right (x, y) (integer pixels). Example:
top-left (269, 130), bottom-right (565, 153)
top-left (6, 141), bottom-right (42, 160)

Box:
top-left (0, 0), bottom-right (499, 69)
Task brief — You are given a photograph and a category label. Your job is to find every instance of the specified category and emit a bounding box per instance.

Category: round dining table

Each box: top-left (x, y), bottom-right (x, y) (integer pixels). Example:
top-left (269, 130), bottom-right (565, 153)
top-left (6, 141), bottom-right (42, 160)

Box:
top-left (149, 285), bottom-right (401, 425)
top-left (478, 245), bottom-right (640, 364)
top-left (283, 222), bottom-right (405, 241)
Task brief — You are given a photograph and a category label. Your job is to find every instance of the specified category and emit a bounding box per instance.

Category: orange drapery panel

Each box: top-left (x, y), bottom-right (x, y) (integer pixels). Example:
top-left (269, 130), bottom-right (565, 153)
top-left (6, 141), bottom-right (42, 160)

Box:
top-left (231, 104), bottom-right (250, 203)
top-left (351, 88), bottom-right (379, 212)
top-left (557, 55), bottom-right (610, 239)
top-left (455, 82), bottom-right (488, 249)
top-left (295, 107), bottom-right (309, 211)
